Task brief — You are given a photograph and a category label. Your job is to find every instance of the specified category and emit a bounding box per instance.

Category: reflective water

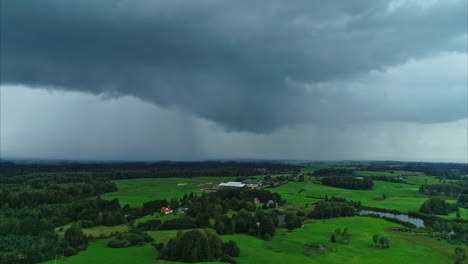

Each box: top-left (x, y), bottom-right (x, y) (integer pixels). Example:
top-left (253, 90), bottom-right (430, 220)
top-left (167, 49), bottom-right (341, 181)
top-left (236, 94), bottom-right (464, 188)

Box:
top-left (360, 210), bottom-right (425, 228)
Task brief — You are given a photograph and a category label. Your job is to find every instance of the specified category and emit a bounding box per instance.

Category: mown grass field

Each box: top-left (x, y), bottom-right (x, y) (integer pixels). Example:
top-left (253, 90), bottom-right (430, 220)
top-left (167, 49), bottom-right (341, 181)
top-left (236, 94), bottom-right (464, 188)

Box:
top-left (273, 180), bottom-right (427, 212)
top-left (101, 177), bottom-right (235, 207)
top-left (41, 239), bottom-right (156, 264)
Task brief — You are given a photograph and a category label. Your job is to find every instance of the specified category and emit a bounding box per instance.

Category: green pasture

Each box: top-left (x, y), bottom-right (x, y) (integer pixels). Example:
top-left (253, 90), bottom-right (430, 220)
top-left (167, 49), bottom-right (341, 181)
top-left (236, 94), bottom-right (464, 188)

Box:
top-left (220, 217), bottom-right (456, 264)
top-left (41, 239), bottom-right (156, 264)
top-left (273, 180), bottom-right (427, 212)
top-left (83, 224), bottom-right (129, 237)
top-left (101, 177), bottom-right (234, 207)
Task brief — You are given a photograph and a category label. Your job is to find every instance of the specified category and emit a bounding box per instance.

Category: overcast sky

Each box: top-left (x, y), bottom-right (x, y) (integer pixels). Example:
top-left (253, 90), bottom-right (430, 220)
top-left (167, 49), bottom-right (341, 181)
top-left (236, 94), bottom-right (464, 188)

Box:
top-left (1, 0), bottom-right (467, 162)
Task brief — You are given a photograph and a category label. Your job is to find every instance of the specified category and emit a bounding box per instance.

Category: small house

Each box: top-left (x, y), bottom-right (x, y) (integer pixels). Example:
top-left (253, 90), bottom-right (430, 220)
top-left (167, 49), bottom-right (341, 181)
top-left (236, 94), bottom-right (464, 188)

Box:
top-left (253, 198), bottom-right (260, 204)
top-left (161, 207), bottom-right (173, 214)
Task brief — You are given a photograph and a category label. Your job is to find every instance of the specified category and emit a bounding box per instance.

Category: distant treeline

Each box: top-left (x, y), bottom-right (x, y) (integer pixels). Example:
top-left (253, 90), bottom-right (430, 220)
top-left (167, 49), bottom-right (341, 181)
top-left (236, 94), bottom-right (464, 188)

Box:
top-left (0, 161), bottom-right (300, 180)
top-left (419, 183), bottom-right (468, 198)
top-left (322, 176), bottom-right (373, 190)
top-left (369, 176), bottom-right (405, 183)
top-left (312, 168), bottom-right (355, 177)
top-left (352, 162), bottom-right (467, 179)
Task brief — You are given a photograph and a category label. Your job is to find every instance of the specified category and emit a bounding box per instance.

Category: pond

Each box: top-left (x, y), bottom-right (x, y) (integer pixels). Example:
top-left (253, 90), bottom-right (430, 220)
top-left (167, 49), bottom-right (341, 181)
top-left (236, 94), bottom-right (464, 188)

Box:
top-left (360, 210), bottom-right (425, 228)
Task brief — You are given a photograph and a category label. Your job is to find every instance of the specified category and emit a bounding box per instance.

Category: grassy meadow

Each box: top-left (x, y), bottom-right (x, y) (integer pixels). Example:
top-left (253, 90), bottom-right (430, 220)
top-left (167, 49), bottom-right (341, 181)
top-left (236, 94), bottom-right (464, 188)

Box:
top-left (41, 239), bottom-right (156, 264)
top-left (220, 217), bottom-right (456, 264)
top-left (272, 180), bottom-right (427, 213)
top-left (101, 177), bottom-right (235, 207)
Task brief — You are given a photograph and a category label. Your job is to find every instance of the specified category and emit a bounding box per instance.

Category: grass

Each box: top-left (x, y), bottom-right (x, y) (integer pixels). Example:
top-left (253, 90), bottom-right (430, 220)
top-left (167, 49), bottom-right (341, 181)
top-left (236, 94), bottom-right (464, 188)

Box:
top-left (436, 201), bottom-right (468, 220)
top-left (147, 228), bottom-right (216, 245)
top-left (83, 224), bottom-right (129, 237)
top-left (41, 239), bottom-right (156, 264)
top-left (49, 218), bottom-right (459, 264)
top-left (220, 217), bottom-right (457, 264)
top-left (273, 180), bottom-right (427, 213)
top-left (101, 177), bottom-right (235, 207)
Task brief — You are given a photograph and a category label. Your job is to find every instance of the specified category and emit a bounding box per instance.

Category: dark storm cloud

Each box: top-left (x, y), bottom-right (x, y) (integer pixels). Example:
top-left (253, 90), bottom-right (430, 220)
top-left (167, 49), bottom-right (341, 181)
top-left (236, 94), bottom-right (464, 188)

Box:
top-left (1, 0), bottom-right (466, 132)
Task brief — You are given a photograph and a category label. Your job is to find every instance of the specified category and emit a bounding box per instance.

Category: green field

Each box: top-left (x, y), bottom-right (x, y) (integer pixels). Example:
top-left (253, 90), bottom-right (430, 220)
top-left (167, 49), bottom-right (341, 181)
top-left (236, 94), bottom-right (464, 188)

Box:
top-left (220, 217), bottom-right (455, 264)
top-left (41, 239), bottom-right (156, 264)
top-left (46, 217), bottom-right (459, 264)
top-left (273, 180), bottom-right (427, 212)
top-left (101, 177), bottom-right (235, 207)
top-left (50, 171), bottom-right (465, 264)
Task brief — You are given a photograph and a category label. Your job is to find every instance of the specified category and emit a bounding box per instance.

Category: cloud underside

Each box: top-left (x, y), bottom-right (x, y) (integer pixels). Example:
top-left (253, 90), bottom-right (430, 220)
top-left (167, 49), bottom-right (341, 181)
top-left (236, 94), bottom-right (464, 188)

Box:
top-left (1, 0), bottom-right (467, 132)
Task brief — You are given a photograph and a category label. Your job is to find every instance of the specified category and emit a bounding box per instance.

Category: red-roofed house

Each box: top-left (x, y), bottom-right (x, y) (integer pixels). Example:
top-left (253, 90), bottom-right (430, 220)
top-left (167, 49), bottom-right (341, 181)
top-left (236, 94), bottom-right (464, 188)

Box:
top-left (161, 207), bottom-right (173, 214)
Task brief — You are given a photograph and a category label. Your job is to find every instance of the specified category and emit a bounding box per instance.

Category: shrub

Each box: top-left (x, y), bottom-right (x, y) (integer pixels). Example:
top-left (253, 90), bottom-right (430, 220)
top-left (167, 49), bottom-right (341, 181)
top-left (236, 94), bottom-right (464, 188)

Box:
top-left (220, 255), bottom-right (237, 264)
top-left (63, 247), bottom-right (78, 256)
top-left (107, 239), bottom-right (131, 248)
top-left (154, 242), bottom-right (164, 251)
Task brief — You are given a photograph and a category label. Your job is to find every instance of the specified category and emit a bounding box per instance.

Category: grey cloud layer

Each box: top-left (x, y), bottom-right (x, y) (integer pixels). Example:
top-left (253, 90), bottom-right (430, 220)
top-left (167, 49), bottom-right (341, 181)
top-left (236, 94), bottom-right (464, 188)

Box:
top-left (1, 0), bottom-right (466, 132)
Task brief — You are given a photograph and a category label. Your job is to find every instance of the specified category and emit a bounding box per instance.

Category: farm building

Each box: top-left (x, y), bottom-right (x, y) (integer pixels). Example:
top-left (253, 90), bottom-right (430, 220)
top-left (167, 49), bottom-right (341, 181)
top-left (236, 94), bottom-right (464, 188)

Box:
top-left (219, 181), bottom-right (245, 188)
top-left (161, 207), bottom-right (173, 214)
top-left (243, 180), bottom-right (260, 188)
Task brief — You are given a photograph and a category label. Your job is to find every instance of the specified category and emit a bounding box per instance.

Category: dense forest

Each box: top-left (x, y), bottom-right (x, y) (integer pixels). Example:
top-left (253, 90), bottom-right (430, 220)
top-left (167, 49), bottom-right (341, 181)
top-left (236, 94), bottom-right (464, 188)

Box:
top-left (322, 177), bottom-right (373, 190)
top-left (0, 161), bottom-right (301, 180)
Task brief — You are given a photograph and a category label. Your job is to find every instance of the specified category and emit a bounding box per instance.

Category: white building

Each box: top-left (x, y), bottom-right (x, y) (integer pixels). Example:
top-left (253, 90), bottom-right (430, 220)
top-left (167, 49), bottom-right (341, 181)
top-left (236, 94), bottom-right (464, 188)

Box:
top-left (219, 181), bottom-right (246, 188)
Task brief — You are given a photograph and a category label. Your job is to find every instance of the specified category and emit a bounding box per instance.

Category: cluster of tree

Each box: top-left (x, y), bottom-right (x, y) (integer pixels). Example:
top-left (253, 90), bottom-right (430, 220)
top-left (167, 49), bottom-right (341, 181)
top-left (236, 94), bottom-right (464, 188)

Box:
top-left (419, 197), bottom-right (459, 215)
top-left (0, 217), bottom-right (90, 263)
top-left (214, 209), bottom-right (278, 240)
top-left (322, 176), bottom-right (373, 190)
top-left (137, 219), bottom-right (162, 230)
top-left (308, 197), bottom-right (360, 219)
top-left (312, 168), bottom-right (355, 177)
top-left (372, 234), bottom-right (390, 248)
top-left (0, 179), bottom-right (117, 208)
top-left (330, 227), bottom-right (350, 244)
top-left (107, 229), bottom-right (153, 248)
top-left (285, 213), bottom-right (303, 231)
top-left (261, 174), bottom-right (297, 188)
top-left (432, 220), bottom-right (468, 241)
top-left (457, 194), bottom-right (468, 209)
top-left (138, 188), bottom-right (285, 241)
top-left (159, 229), bottom-right (240, 263)
top-left (0, 172), bottom-right (126, 264)
top-left (62, 223), bottom-right (88, 253)
top-left (419, 183), bottom-right (468, 198)
top-left (369, 176), bottom-right (405, 183)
